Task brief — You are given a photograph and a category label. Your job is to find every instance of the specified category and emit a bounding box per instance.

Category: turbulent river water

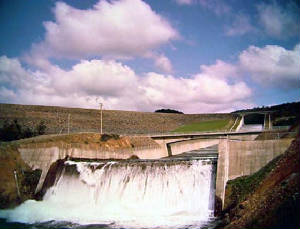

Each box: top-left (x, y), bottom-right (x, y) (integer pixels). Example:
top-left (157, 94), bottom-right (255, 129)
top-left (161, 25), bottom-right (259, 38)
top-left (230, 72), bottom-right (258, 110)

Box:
top-left (0, 159), bottom-right (220, 229)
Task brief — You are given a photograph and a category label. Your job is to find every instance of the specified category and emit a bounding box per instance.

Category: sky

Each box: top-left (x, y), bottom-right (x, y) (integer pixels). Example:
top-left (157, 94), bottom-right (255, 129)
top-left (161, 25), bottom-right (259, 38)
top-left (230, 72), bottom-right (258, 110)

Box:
top-left (0, 0), bottom-right (299, 113)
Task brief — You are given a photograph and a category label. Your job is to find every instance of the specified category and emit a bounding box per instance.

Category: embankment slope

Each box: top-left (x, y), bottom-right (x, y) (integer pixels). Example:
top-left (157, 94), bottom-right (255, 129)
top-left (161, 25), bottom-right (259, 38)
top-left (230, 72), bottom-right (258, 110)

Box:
top-left (0, 103), bottom-right (232, 134)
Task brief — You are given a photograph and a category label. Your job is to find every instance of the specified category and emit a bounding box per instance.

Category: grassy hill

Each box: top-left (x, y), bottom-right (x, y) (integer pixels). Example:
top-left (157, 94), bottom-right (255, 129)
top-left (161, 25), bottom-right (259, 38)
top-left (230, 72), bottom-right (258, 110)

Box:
top-left (0, 103), bottom-right (232, 135)
top-left (172, 119), bottom-right (232, 133)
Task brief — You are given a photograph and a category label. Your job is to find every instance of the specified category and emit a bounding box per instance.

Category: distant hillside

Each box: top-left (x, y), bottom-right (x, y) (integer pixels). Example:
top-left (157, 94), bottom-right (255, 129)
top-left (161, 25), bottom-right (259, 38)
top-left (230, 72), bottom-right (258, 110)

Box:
top-left (233, 102), bottom-right (300, 126)
top-left (0, 104), bottom-right (232, 135)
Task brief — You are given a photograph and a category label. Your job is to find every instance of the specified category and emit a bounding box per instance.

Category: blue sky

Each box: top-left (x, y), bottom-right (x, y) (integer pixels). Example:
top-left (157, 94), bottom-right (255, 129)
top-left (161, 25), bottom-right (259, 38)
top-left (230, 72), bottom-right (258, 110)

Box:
top-left (0, 0), bottom-right (299, 113)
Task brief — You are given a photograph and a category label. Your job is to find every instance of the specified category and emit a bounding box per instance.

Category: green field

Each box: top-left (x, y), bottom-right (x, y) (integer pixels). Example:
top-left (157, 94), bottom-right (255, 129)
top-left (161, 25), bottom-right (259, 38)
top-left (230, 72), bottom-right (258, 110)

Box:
top-left (172, 119), bottom-right (230, 132)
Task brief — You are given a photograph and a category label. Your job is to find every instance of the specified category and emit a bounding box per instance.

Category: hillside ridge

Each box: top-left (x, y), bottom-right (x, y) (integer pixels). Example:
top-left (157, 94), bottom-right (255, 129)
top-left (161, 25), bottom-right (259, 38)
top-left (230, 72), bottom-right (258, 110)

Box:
top-left (0, 103), bottom-right (232, 135)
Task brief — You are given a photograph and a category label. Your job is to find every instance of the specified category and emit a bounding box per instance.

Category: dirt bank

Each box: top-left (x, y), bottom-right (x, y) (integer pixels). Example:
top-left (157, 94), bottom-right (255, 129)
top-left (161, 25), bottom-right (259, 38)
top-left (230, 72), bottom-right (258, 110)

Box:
top-left (0, 143), bottom-right (41, 209)
top-left (16, 132), bottom-right (160, 151)
top-left (218, 135), bottom-right (299, 229)
top-left (0, 133), bottom-right (161, 208)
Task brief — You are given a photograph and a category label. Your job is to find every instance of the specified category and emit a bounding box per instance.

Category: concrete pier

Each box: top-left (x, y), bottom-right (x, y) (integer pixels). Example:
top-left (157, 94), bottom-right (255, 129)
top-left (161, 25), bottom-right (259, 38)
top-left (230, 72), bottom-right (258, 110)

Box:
top-left (215, 138), bottom-right (293, 207)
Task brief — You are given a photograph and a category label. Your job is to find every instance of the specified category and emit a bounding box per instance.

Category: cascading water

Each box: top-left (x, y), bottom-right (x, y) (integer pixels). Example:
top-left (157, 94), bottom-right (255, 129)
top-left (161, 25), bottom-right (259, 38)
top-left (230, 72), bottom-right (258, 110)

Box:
top-left (0, 158), bottom-right (217, 229)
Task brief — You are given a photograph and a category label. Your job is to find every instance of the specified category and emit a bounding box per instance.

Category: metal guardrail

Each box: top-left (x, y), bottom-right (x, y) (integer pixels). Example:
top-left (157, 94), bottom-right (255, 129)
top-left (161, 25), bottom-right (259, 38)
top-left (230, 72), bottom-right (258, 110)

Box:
top-left (271, 126), bottom-right (291, 130)
top-left (134, 130), bottom-right (264, 137)
top-left (47, 129), bottom-right (295, 137)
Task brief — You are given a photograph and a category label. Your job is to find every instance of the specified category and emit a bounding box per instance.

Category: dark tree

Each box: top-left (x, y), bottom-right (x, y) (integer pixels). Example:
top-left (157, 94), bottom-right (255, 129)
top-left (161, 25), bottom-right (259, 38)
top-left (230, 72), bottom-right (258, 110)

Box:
top-left (23, 127), bottom-right (34, 138)
top-left (35, 121), bottom-right (47, 135)
top-left (0, 119), bottom-right (22, 141)
top-left (155, 109), bottom-right (184, 114)
top-left (0, 119), bottom-right (47, 142)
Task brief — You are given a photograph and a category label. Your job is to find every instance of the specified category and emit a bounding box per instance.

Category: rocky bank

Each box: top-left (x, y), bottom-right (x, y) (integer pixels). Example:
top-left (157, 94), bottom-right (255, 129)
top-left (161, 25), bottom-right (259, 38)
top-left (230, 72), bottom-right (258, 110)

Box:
top-left (218, 134), bottom-right (299, 229)
top-left (0, 144), bottom-right (41, 208)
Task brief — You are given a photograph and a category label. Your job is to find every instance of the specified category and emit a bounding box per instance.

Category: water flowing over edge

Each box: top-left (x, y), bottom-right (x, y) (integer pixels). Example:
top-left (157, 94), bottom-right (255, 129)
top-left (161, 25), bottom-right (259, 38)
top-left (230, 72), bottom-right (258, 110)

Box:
top-left (0, 159), bottom-right (216, 229)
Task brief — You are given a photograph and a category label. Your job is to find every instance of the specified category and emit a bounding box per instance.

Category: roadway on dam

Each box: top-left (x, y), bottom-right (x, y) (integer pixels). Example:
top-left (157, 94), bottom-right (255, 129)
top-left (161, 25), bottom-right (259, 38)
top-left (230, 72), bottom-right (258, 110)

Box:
top-left (138, 129), bottom-right (265, 139)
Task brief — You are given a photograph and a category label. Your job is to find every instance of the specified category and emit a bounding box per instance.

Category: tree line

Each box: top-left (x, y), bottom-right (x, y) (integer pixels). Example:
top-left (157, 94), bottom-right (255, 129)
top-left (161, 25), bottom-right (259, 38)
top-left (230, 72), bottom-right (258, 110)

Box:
top-left (155, 109), bottom-right (184, 114)
top-left (0, 119), bottom-right (47, 142)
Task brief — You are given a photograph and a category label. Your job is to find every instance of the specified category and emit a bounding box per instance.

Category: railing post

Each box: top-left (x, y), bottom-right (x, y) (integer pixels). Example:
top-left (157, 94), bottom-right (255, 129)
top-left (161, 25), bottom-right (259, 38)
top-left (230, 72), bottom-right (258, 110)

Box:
top-left (14, 170), bottom-right (21, 199)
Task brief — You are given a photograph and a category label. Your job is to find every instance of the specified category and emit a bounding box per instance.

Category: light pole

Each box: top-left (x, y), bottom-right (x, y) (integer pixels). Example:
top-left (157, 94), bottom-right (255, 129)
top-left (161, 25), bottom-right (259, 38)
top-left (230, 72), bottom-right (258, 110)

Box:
top-left (67, 113), bottom-right (70, 134)
top-left (99, 103), bottom-right (103, 134)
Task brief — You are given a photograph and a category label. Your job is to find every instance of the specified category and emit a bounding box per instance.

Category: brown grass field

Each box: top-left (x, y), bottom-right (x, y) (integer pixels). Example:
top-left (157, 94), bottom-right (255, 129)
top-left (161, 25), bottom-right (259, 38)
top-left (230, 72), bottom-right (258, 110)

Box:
top-left (0, 103), bottom-right (233, 135)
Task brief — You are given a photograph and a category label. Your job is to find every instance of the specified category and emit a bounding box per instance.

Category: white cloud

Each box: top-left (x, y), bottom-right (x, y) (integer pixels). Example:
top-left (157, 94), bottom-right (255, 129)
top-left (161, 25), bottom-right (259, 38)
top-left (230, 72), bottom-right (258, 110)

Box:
top-left (225, 14), bottom-right (256, 36)
top-left (0, 56), bottom-right (140, 110)
top-left (239, 44), bottom-right (300, 89)
top-left (200, 60), bottom-right (238, 79)
top-left (4, 43), bottom-right (298, 114)
top-left (257, 2), bottom-right (300, 39)
top-left (0, 56), bottom-right (252, 113)
top-left (140, 72), bottom-right (252, 113)
top-left (0, 56), bottom-right (36, 89)
top-left (52, 59), bottom-right (138, 97)
top-left (152, 54), bottom-right (173, 73)
top-left (32, 0), bottom-right (178, 60)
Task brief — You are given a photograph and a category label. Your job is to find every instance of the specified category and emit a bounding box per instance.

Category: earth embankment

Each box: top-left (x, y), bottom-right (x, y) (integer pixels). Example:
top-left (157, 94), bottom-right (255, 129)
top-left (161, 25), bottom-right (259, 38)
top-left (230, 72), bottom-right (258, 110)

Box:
top-left (0, 103), bottom-right (232, 135)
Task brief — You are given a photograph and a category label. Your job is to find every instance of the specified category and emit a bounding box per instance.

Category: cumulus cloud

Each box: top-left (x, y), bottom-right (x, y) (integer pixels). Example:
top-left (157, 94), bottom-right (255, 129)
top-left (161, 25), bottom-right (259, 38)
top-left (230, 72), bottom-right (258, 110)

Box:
top-left (0, 56), bottom-right (142, 110)
top-left (0, 56), bottom-right (252, 113)
top-left (3, 42), bottom-right (298, 113)
top-left (257, 1), bottom-right (300, 39)
top-left (141, 72), bottom-right (251, 108)
top-left (225, 14), bottom-right (256, 36)
top-left (152, 54), bottom-right (173, 73)
top-left (0, 56), bottom-right (37, 89)
top-left (53, 59), bottom-right (138, 97)
top-left (239, 44), bottom-right (300, 89)
top-left (200, 60), bottom-right (238, 79)
top-left (32, 0), bottom-right (178, 60)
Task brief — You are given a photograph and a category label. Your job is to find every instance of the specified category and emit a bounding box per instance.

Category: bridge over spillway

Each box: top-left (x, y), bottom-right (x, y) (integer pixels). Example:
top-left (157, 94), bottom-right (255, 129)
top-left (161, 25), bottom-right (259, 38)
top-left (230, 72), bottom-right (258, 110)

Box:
top-left (143, 129), bottom-right (267, 157)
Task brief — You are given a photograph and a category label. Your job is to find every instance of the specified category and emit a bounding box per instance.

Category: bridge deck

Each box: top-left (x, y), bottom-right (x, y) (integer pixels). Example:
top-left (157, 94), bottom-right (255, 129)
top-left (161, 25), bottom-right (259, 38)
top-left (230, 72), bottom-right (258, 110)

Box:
top-left (142, 130), bottom-right (264, 139)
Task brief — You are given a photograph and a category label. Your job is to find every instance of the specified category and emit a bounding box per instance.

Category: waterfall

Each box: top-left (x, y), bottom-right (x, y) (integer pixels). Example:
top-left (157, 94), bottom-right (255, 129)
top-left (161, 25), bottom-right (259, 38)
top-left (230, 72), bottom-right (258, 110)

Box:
top-left (0, 159), bottom-right (216, 228)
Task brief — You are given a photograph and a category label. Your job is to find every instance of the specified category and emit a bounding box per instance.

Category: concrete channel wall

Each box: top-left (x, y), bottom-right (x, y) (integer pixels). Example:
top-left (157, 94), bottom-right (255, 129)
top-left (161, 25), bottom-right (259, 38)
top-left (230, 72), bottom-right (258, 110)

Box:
top-left (18, 143), bottom-right (167, 192)
top-left (164, 134), bottom-right (259, 156)
top-left (215, 138), bottom-right (293, 207)
top-left (169, 138), bottom-right (220, 155)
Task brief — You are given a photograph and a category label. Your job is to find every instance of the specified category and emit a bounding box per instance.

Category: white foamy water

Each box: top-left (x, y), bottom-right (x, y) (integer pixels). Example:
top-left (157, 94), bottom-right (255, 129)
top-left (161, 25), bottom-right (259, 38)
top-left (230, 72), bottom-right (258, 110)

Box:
top-left (0, 160), bottom-right (215, 228)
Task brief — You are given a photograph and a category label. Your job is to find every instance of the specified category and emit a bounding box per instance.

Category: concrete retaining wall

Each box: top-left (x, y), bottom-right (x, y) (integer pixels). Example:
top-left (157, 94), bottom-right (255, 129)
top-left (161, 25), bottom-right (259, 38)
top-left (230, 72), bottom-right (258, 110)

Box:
top-left (216, 138), bottom-right (293, 207)
top-left (18, 143), bottom-right (167, 192)
top-left (165, 134), bottom-right (259, 156)
top-left (169, 138), bottom-right (220, 155)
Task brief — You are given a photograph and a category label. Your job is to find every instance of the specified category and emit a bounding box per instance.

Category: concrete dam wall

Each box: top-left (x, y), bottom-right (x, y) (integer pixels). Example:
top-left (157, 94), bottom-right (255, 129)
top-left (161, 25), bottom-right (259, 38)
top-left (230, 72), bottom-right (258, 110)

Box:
top-left (215, 138), bottom-right (293, 207)
top-left (17, 136), bottom-right (293, 208)
top-left (18, 142), bottom-right (168, 192)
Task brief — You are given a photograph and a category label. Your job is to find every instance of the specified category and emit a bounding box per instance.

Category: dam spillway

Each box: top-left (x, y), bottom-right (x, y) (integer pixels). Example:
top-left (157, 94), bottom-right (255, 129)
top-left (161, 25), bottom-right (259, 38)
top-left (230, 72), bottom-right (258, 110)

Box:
top-left (0, 156), bottom-right (217, 229)
top-left (0, 135), bottom-right (293, 229)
